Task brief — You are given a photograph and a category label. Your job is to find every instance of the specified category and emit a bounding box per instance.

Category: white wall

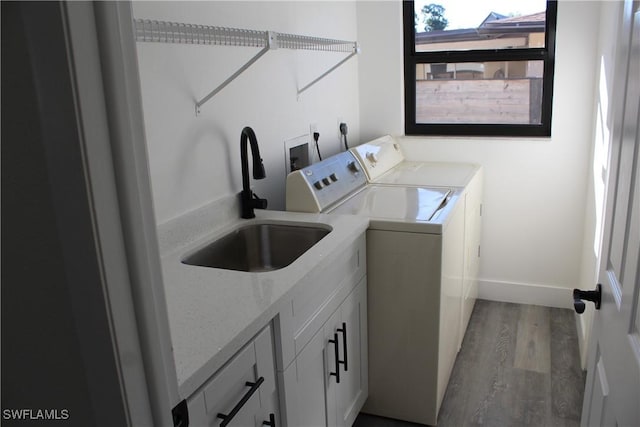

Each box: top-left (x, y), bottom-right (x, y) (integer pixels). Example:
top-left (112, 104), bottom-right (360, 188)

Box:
top-left (357, 1), bottom-right (603, 309)
top-left (356, 1), bottom-right (404, 139)
top-left (133, 1), bottom-right (360, 224)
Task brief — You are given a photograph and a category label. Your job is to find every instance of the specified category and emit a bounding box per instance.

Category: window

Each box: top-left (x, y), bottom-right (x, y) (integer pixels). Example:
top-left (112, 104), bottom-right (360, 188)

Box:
top-left (404, 1), bottom-right (557, 136)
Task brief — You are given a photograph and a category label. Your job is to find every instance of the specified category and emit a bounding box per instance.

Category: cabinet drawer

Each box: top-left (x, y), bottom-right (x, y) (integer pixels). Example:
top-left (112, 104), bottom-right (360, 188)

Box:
top-left (292, 266), bottom-right (361, 358)
top-left (188, 325), bottom-right (277, 427)
top-left (275, 234), bottom-right (366, 370)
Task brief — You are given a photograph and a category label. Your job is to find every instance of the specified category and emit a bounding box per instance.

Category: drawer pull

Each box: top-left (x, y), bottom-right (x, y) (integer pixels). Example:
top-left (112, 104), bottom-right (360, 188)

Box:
top-left (329, 333), bottom-right (340, 383)
top-left (262, 413), bottom-right (276, 426)
top-left (337, 322), bottom-right (348, 372)
top-left (217, 376), bottom-right (265, 427)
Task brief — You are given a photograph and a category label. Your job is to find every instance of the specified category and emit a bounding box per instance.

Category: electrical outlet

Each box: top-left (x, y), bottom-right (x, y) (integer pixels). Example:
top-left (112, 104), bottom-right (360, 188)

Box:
top-left (310, 123), bottom-right (318, 135)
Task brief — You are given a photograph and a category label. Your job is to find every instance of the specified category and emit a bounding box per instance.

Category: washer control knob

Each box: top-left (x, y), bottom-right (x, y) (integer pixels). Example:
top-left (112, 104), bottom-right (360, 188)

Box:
top-left (322, 177), bottom-right (331, 186)
top-left (366, 152), bottom-right (378, 163)
top-left (313, 181), bottom-right (324, 190)
top-left (347, 161), bottom-right (360, 173)
top-left (329, 173), bottom-right (338, 182)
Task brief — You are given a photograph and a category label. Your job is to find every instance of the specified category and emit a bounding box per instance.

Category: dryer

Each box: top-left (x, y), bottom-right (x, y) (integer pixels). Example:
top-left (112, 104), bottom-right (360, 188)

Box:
top-left (286, 151), bottom-right (465, 425)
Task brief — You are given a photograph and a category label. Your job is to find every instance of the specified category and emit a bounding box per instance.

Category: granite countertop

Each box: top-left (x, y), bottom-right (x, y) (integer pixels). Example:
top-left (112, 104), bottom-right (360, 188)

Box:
top-left (157, 197), bottom-right (369, 397)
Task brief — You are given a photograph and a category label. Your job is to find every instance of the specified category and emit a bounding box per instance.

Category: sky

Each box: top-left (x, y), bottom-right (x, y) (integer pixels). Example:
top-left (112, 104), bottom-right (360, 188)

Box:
top-left (415, 0), bottom-right (547, 30)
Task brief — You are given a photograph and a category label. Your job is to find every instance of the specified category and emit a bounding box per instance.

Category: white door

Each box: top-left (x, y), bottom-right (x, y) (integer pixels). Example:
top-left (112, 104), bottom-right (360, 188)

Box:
top-left (281, 322), bottom-right (332, 427)
top-left (580, 1), bottom-right (640, 425)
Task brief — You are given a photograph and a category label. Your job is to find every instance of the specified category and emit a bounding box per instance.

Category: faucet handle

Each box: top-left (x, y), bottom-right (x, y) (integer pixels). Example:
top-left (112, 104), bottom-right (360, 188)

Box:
top-left (239, 189), bottom-right (267, 219)
top-left (252, 192), bottom-right (268, 210)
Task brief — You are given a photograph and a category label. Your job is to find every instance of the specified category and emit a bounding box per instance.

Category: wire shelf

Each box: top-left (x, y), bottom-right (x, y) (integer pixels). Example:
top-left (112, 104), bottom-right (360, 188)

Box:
top-left (275, 33), bottom-right (356, 52)
top-left (134, 19), bottom-right (357, 52)
top-left (133, 19), bottom-right (360, 114)
top-left (135, 20), bottom-right (268, 47)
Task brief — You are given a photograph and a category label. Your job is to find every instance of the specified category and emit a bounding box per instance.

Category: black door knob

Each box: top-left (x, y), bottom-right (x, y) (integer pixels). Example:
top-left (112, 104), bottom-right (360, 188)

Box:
top-left (573, 284), bottom-right (602, 314)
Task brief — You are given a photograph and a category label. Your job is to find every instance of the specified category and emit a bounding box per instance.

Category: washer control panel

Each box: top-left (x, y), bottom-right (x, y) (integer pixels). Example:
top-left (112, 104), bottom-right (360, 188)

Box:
top-left (286, 151), bottom-right (367, 213)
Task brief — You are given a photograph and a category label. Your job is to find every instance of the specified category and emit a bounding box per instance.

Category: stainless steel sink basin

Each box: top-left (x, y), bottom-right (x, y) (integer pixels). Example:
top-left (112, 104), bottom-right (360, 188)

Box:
top-left (182, 222), bottom-right (332, 272)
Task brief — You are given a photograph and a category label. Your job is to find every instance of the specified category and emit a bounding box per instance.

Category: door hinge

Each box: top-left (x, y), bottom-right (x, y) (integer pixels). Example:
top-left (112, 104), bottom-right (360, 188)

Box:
top-left (172, 399), bottom-right (189, 427)
top-left (478, 245), bottom-right (481, 258)
top-left (480, 203), bottom-right (483, 217)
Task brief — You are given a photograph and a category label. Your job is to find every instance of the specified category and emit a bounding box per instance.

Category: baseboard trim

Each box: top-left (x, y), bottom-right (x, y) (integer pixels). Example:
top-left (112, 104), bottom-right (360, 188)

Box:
top-left (477, 279), bottom-right (573, 309)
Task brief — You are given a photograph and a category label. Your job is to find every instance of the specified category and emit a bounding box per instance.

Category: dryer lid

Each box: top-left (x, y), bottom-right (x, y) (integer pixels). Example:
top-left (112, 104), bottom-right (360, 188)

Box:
top-left (329, 185), bottom-right (451, 223)
top-left (374, 161), bottom-right (480, 187)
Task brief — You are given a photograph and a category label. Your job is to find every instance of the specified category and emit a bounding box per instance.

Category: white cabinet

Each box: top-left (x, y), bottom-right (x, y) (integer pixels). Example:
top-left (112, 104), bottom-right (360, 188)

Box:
top-left (275, 233), bottom-right (367, 427)
top-left (187, 325), bottom-right (278, 427)
top-left (280, 279), bottom-right (367, 427)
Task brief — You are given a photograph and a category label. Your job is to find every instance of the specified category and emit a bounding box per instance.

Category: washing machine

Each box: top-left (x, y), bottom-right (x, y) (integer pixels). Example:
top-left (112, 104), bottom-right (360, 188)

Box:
top-left (351, 135), bottom-right (483, 355)
top-left (286, 151), bottom-right (465, 425)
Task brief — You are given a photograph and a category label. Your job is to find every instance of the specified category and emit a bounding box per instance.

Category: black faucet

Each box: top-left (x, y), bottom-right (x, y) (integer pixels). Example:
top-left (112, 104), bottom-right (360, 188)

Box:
top-left (239, 126), bottom-right (268, 219)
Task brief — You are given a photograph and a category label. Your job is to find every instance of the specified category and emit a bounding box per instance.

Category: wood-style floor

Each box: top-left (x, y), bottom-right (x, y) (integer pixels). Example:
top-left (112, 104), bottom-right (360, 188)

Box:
top-left (354, 300), bottom-right (586, 427)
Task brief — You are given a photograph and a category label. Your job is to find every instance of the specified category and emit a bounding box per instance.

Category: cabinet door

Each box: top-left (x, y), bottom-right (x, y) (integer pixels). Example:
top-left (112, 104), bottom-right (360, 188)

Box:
top-left (335, 279), bottom-right (368, 427)
top-left (281, 326), bottom-right (331, 427)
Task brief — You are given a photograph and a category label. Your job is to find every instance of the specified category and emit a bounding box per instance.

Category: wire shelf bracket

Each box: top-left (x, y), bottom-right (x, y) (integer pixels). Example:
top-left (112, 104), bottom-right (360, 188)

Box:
top-left (134, 19), bottom-right (360, 115)
top-left (297, 48), bottom-right (359, 98)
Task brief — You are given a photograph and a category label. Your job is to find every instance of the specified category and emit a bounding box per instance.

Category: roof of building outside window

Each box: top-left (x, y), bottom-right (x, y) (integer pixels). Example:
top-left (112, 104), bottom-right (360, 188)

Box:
top-left (415, 11), bottom-right (546, 44)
